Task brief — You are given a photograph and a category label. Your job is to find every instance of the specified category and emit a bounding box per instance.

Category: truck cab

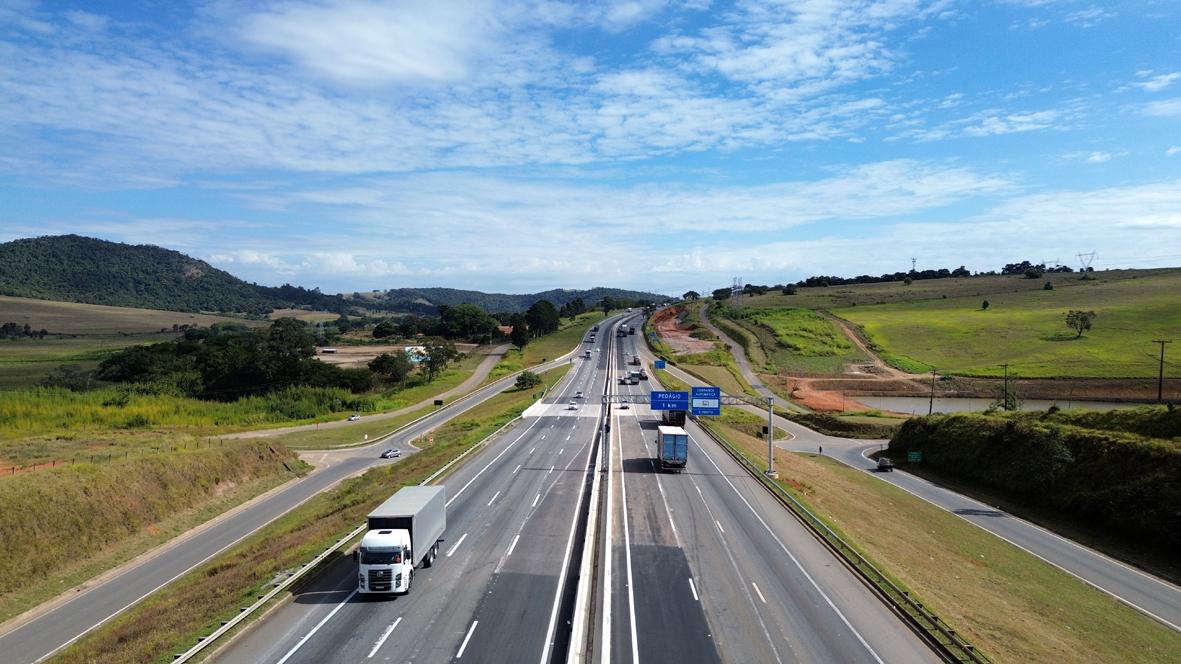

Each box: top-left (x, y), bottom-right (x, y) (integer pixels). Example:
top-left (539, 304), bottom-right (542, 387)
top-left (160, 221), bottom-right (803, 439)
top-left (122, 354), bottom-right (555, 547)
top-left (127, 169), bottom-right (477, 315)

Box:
top-left (357, 529), bottom-right (413, 594)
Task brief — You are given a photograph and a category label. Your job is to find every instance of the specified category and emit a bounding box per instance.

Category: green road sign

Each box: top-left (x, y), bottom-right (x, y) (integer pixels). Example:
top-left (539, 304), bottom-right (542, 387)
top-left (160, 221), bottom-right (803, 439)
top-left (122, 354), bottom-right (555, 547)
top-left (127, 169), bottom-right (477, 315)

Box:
top-left (907, 451), bottom-right (922, 463)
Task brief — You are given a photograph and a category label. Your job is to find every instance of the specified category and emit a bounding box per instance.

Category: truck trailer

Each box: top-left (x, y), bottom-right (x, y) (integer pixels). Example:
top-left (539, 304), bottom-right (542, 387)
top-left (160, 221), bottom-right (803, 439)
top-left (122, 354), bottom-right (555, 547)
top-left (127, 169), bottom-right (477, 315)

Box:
top-left (356, 486), bottom-right (446, 594)
top-left (657, 425), bottom-right (689, 472)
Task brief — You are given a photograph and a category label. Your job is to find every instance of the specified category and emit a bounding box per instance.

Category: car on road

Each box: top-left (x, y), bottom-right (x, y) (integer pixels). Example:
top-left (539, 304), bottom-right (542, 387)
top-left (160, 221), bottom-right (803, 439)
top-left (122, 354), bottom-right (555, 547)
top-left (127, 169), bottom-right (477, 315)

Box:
top-left (380, 449), bottom-right (401, 459)
top-left (619, 399), bottom-right (630, 410)
top-left (566, 402), bottom-right (578, 410)
top-left (574, 390), bottom-right (583, 398)
top-left (348, 414), bottom-right (361, 421)
top-left (876, 457), bottom-right (894, 472)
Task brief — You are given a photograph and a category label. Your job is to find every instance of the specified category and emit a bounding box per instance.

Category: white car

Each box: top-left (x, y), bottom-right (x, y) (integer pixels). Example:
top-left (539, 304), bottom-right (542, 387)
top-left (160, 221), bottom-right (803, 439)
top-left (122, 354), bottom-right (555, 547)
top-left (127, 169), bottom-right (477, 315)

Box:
top-left (575, 391), bottom-right (583, 398)
top-left (347, 414), bottom-right (361, 421)
top-left (619, 400), bottom-right (630, 410)
top-left (566, 402), bottom-right (578, 410)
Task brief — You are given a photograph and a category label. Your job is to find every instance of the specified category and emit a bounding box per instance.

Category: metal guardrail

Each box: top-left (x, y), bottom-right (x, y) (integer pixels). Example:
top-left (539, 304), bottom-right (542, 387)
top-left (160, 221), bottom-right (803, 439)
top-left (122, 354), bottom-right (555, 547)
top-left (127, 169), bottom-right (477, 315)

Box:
top-left (697, 423), bottom-right (990, 664)
top-left (169, 333), bottom-right (598, 662)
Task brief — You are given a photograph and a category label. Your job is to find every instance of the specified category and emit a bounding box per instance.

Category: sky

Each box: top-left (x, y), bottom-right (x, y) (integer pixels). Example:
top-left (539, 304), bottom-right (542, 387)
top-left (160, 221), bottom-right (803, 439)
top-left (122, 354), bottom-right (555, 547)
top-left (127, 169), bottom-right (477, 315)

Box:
top-left (2, 0), bottom-right (1180, 297)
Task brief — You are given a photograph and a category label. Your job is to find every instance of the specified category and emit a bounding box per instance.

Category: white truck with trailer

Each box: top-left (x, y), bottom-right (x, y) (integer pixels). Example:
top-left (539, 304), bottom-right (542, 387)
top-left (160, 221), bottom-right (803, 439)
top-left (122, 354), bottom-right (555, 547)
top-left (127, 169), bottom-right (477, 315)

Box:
top-left (356, 486), bottom-right (446, 594)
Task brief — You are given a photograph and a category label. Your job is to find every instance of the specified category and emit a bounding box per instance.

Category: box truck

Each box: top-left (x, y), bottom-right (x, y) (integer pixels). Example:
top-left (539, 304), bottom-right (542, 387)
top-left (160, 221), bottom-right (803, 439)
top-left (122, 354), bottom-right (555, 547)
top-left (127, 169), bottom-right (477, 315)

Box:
top-left (356, 486), bottom-right (446, 594)
top-left (657, 425), bottom-right (689, 472)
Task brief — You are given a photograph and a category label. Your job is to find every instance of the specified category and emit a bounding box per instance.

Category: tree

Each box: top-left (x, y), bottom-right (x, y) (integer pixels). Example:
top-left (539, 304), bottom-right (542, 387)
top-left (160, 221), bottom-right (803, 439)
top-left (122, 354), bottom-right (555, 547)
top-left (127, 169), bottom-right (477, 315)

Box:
top-left (419, 337), bottom-right (461, 383)
top-left (509, 315), bottom-right (530, 349)
top-left (373, 320), bottom-right (397, 339)
top-left (598, 296), bottom-right (614, 316)
top-left (369, 352), bottom-right (413, 384)
top-left (781, 285), bottom-right (797, 295)
top-left (1065, 310), bottom-right (1096, 338)
top-left (711, 287), bottom-right (731, 301)
top-left (981, 300), bottom-right (990, 310)
top-left (1024, 267), bottom-right (1043, 279)
top-left (525, 300), bottom-right (560, 337)
top-left (438, 303), bottom-right (497, 340)
top-left (903, 276), bottom-right (913, 286)
top-left (683, 290), bottom-right (700, 301)
top-left (515, 370), bottom-right (542, 389)
top-left (1043, 281), bottom-right (1054, 291)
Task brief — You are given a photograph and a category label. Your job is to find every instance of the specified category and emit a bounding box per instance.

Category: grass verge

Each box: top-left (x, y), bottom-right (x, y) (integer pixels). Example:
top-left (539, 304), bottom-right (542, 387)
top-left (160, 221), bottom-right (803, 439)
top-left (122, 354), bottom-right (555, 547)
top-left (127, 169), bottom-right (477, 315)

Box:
top-left (50, 365), bottom-right (572, 663)
top-left (0, 443), bottom-right (308, 624)
top-left (486, 311), bottom-right (605, 382)
top-left (702, 419), bottom-right (1181, 663)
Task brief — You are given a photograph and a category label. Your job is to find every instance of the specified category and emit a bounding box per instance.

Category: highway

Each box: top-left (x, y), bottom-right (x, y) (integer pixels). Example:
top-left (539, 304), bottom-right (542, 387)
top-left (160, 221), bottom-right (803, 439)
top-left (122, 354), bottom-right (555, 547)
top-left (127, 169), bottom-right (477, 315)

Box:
top-left (674, 317), bottom-right (1181, 634)
top-left (213, 319), bottom-right (615, 664)
top-left (593, 332), bottom-right (937, 664)
top-left (219, 316), bottom-right (938, 664)
top-left (0, 337), bottom-right (594, 664)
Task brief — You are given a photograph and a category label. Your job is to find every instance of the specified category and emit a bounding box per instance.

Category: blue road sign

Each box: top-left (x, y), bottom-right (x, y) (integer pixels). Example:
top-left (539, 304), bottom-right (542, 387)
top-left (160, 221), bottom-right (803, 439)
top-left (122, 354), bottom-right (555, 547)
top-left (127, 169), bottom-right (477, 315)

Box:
top-left (654, 359), bottom-right (667, 369)
top-left (650, 391), bottom-right (690, 411)
top-left (691, 386), bottom-right (722, 416)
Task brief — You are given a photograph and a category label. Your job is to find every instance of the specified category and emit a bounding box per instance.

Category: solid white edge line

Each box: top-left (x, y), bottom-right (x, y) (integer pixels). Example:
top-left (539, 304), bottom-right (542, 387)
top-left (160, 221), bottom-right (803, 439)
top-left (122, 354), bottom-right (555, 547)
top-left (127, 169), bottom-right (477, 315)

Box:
top-left (487, 490), bottom-right (501, 507)
top-left (851, 447), bottom-right (1181, 632)
top-left (688, 578), bottom-right (699, 601)
top-left (446, 532), bottom-right (468, 558)
top-left (276, 588), bottom-right (357, 664)
top-left (619, 414), bottom-right (641, 664)
top-left (752, 582), bottom-right (767, 604)
top-left (507, 535), bottom-right (521, 558)
top-left (367, 616), bottom-right (402, 659)
top-left (601, 411), bottom-right (616, 664)
top-left (456, 620), bottom-right (479, 659)
top-left (691, 432), bottom-right (886, 664)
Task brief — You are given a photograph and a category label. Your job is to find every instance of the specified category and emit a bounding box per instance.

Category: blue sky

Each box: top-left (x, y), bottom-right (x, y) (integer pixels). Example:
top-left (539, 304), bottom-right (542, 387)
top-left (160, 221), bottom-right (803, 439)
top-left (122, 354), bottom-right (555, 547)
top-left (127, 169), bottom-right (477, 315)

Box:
top-left (2, 0), bottom-right (1180, 297)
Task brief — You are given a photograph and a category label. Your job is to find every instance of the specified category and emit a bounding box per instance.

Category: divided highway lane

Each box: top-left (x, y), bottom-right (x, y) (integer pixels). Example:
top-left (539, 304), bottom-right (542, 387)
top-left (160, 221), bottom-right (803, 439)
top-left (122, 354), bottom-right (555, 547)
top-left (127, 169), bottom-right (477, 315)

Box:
top-left (214, 318), bottom-right (621, 664)
top-left (600, 332), bottom-right (937, 664)
top-left (0, 330), bottom-right (610, 664)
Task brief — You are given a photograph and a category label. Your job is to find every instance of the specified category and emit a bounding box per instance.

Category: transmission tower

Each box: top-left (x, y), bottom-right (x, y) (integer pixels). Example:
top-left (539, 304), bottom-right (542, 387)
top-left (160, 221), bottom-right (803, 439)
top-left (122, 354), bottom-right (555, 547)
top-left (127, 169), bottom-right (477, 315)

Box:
top-left (911, 257), bottom-right (917, 273)
top-left (731, 277), bottom-right (743, 308)
top-left (1077, 251), bottom-right (1095, 273)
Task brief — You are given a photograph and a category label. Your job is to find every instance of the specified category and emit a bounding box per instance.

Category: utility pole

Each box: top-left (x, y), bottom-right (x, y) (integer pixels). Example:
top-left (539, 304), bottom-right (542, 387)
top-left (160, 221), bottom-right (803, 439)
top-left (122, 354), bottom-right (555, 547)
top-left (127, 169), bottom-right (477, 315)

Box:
top-left (1153, 340), bottom-right (1172, 403)
top-left (928, 368), bottom-right (937, 415)
top-left (766, 396), bottom-right (777, 479)
top-left (1002, 363), bottom-right (1010, 411)
top-left (911, 257), bottom-right (917, 273)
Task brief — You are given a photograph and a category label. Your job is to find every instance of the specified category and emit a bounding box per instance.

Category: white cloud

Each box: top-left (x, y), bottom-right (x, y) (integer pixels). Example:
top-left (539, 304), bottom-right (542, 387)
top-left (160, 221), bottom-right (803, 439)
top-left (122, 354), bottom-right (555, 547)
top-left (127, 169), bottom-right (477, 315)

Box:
top-left (1064, 7), bottom-right (1114, 28)
top-left (961, 109), bottom-right (1061, 136)
top-left (1143, 98), bottom-right (1181, 117)
top-left (1064, 150), bottom-right (1121, 164)
top-left (1167, 146), bottom-right (1181, 156)
top-left (1135, 72), bottom-right (1180, 93)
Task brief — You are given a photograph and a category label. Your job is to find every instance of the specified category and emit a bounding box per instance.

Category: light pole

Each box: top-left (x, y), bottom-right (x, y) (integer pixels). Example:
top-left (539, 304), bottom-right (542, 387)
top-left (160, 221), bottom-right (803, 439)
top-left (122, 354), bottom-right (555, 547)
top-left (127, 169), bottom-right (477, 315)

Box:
top-left (765, 396), bottom-right (777, 479)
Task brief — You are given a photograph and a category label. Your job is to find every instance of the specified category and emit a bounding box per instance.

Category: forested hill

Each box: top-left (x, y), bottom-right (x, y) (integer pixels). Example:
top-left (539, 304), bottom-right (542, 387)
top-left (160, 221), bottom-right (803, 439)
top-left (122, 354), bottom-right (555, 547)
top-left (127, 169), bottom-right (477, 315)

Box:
top-left (0, 235), bottom-right (342, 315)
top-left (357, 286), bottom-right (665, 314)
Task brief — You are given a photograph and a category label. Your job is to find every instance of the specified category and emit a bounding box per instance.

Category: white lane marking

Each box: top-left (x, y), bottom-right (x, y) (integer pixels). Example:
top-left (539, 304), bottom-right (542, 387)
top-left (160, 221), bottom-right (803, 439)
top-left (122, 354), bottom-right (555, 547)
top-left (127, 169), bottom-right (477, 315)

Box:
top-left (689, 578), bottom-right (699, 601)
top-left (542, 435), bottom-right (546, 440)
top-left (566, 434), bottom-right (572, 441)
top-left (619, 415), bottom-right (641, 664)
top-left (537, 410), bottom-right (600, 664)
top-left (446, 532), bottom-right (468, 557)
top-left (506, 534), bottom-right (520, 557)
top-left (548, 465), bottom-right (555, 475)
top-left (513, 464), bottom-right (522, 474)
top-left (487, 490), bottom-right (501, 507)
top-left (601, 411), bottom-right (616, 664)
top-left (532, 493), bottom-right (541, 508)
top-left (530, 447), bottom-right (536, 454)
top-left (276, 589), bottom-right (357, 664)
top-left (457, 620), bottom-right (479, 658)
top-left (367, 616), bottom-right (402, 658)
top-left (716, 520), bottom-right (725, 535)
top-left (447, 416), bottom-right (544, 507)
top-left (559, 448), bottom-right (565, 455)
top-left (752, 582), bottom-right (767, 604)
top-left (691, 433), bottom-right (885, 664)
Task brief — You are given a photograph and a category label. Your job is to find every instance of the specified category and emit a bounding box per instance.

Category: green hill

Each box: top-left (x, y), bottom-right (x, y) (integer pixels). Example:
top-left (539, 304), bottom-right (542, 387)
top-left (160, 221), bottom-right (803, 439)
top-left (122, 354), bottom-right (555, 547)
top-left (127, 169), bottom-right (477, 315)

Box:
top-left (355, 286), bottom-right (664, 314)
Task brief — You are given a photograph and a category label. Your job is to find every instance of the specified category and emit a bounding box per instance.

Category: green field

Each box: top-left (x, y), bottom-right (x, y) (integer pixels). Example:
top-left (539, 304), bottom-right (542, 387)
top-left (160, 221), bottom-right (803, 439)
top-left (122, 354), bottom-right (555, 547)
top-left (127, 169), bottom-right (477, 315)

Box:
top-left (835, 270), bottom-right (1181, 377)
top-left (734, 308), bottom-right (868, 375)
top-left (0, 296), bottom-right (262, 390)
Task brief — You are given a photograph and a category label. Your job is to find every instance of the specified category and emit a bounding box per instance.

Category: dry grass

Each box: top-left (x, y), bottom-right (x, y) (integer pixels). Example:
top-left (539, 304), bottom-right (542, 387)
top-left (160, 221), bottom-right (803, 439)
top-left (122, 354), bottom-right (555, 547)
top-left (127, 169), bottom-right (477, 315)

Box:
top-left (712, 421), bottom-right (1181, 663)
top-left (52, 366), bottom-right (571, 663)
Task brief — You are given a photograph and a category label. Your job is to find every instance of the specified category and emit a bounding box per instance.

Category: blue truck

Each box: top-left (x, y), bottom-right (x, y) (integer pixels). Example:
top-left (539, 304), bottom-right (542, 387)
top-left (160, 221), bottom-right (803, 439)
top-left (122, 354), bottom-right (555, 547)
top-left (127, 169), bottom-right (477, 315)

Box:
top-left (657, 425), bottom-right (689, 472)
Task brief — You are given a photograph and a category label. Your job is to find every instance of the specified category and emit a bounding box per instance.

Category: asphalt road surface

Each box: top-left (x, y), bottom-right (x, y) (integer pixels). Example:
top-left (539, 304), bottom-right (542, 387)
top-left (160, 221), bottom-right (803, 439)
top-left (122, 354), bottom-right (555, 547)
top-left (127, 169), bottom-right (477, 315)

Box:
top-left (0, 333), bottom-right (596, 664)
top-left (217, 318), bottom-right (937, 664)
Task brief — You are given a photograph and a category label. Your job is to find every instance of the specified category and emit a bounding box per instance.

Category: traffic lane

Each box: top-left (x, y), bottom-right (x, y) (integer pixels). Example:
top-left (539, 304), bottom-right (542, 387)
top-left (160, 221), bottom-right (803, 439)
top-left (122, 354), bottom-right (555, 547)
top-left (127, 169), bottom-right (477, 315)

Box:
top-left (219, 412), bottom-right (595, 664)
top-left (820, 442), bottom-right (1181, 632)
top-left (684, 421), bottom-right (940, 663)
top-left (612, 406), bottom-right (721, 664)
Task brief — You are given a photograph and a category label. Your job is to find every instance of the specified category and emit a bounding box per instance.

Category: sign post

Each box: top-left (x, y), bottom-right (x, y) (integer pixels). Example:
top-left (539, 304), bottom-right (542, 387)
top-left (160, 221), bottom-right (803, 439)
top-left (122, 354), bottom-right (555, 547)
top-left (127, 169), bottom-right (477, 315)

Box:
top-left (649, 391), bottom-right (690, 411)
top-left (690, 386), bottom-right (721, 417)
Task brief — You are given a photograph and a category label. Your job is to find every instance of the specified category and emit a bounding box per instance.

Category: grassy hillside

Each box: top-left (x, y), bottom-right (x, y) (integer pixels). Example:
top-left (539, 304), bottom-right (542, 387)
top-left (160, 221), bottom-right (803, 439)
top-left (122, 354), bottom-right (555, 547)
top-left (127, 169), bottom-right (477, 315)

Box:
top-left (0, 442), bottom-right (308, 622)
top-left (837, 270), bottom-right (1181, 377)
top-left (0, 295), bottom-right (260, 390)
top-left (357, 286), bottom-right (664, 315)
top-left (720, 306), bottom-right (868, 375)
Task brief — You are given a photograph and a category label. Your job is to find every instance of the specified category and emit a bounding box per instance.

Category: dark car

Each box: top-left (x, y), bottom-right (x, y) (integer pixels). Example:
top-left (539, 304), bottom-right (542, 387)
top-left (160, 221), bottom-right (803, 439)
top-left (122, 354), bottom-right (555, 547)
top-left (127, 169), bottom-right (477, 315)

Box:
top-left (876, 457), bottom-right (894, 472)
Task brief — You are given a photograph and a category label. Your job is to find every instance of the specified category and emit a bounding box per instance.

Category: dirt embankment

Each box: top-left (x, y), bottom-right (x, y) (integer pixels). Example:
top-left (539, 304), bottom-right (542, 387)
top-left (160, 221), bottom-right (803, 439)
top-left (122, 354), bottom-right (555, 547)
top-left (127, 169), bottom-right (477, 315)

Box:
top-left (650, 306), bottom-right (714, 355)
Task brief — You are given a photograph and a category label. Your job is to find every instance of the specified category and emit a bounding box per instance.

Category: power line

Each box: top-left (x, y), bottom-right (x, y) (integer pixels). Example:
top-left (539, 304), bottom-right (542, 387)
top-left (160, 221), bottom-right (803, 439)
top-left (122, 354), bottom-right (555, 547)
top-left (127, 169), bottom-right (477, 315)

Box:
top-left (1152, 340), bottom-right (1172, 403)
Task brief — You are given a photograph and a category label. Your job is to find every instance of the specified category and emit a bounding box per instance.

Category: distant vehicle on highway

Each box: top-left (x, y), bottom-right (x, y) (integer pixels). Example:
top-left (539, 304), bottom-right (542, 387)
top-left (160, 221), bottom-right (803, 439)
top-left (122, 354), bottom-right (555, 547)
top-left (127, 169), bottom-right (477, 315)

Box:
top-left (620, 399), bottom-right (630, 410)
top-left (574, 390), bottom-right (583, 398)
top-left (876, 457), bottom-right (894, 472)
top-left (657, 425), bottom-right (689, 472)
top-left (566, 402), bottom-right (578, 410)
top-left (348, 414), bottom-right (361, 421)
top-left (356, 486), bottom-right (446, 595)
top-left (380, 448), bottom-right (401, 459)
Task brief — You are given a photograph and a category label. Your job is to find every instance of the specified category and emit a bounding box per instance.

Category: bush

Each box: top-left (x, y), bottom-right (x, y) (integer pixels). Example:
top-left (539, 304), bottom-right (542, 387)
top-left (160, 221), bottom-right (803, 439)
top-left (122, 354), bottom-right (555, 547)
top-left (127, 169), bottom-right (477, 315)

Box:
top-left (889, 411), bottom-right (1181, 549)
top-left (1043, 280), bottom-right (1054, 290)
top-left (514, 371), bottom-right (542, 389)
